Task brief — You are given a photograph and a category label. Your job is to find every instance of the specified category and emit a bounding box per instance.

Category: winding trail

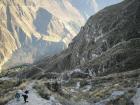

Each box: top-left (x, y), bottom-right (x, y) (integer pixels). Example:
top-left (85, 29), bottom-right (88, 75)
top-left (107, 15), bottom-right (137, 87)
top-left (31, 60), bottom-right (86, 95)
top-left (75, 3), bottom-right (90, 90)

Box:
top-left (6, 81), bottom-right (62, 105)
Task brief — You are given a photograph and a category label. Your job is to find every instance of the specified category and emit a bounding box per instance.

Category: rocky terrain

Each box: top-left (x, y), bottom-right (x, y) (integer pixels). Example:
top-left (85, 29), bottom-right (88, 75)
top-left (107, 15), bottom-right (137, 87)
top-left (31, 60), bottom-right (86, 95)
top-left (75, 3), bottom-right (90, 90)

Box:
top-left (0, 0), bottom-right (123, 71)
top-left (23, 0), bottom-right (140, 77)
top-left (0, 0), bottom-right (140, 105)
top-left (0, 0), bottom-right (88, 70)
top-left (19, 0), bottom-right (140, 104)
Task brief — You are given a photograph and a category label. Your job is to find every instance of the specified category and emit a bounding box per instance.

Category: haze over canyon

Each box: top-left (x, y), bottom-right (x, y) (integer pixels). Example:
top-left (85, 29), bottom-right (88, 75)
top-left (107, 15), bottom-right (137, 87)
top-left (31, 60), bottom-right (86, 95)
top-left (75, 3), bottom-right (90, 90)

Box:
top-left (0, 0), bottom-right (122, 70)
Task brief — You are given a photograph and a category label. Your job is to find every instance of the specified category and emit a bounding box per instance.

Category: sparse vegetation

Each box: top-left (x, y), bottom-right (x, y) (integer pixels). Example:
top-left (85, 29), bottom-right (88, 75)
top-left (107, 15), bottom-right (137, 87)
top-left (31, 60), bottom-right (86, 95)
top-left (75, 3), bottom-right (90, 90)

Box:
top-left (31, 69), bottom-right (140, 104)
top-left (0, 79), bottom-right (27, 105)
top-left (33, 81), bottom-right (51, 100)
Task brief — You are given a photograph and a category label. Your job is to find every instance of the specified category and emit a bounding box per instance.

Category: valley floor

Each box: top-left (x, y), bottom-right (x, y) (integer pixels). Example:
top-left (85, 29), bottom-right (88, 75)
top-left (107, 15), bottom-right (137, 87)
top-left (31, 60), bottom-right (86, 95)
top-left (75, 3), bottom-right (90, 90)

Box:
top-left (1, 68), bottom-right (140, 105)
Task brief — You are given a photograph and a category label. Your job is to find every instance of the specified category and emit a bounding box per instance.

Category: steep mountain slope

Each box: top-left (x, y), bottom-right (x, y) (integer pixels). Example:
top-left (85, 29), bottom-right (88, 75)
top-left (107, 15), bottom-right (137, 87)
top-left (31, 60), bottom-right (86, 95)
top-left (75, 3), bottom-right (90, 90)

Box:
top-left (34, 0), bottom-right (85, 40)
top-left (0, 0), bottom-right (86, 70)
top-left (28, 0), bottom-right (140, 77)
top-left (0, 0), bottom-right (140, 105)
top-left (0, 0), bottom-right (123, 71)
top-left (1, 0), bottom-right (140, 104)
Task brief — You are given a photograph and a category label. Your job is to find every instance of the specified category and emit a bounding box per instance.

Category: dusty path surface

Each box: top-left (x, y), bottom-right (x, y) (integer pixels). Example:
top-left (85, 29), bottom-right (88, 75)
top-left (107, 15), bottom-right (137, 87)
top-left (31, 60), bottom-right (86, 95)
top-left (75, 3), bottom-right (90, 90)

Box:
top-left (132, 88), bottom-right (140, 105)
top-left (6, 81), bottom-right (62, 105)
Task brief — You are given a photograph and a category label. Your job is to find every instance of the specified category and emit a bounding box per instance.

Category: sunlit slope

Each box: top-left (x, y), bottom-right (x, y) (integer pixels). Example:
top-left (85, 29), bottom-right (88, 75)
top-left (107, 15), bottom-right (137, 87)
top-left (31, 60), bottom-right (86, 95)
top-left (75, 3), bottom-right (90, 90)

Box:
top-left (0, 0), bottom-right (86, 70)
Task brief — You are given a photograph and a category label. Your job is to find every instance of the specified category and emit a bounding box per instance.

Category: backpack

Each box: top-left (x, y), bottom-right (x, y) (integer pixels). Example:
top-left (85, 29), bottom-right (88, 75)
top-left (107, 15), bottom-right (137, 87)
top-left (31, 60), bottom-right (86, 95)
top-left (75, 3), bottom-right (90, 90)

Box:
top-left (15, 93), bottom-right (20, 98)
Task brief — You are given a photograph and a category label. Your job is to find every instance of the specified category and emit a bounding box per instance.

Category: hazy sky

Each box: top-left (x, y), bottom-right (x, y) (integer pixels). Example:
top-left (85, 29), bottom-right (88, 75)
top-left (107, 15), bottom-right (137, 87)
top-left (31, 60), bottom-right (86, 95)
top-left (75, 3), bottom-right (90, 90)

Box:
top-left (69, 0), bottom-right (123, 20)
top-left (97, 0), bottom-right (123, 10)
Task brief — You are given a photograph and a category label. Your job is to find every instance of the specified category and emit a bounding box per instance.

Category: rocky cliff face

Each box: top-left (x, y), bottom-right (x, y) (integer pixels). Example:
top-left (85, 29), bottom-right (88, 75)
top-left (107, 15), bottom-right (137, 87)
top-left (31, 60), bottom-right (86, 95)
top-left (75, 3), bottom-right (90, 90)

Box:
top-left (0, 0), bottom-right (123, 71)
top-left (30, 0), bottom-right (140, 77)
top-left (0, 0), bottom-right (88, 70)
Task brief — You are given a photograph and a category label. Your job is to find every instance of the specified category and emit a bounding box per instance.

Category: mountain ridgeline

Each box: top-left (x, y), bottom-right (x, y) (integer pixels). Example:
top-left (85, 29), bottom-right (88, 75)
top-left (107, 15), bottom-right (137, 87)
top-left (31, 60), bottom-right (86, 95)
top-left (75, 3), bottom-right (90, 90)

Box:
top-left (24, 0), bottom-right (140, 78)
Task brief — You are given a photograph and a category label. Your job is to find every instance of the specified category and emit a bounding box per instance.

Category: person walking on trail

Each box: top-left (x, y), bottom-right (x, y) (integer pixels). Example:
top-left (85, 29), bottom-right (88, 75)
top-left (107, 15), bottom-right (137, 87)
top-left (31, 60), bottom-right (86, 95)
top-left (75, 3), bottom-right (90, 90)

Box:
top-left (22, 90), bottom-right (29, 103)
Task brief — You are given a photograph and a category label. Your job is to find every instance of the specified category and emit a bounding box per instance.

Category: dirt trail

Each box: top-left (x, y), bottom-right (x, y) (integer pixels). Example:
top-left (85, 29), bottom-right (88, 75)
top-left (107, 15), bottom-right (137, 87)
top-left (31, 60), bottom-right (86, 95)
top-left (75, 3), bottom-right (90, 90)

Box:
top-left (6, 81), bottom-right (62, 105)
top-left (132, 88), bottom-right (140, 105)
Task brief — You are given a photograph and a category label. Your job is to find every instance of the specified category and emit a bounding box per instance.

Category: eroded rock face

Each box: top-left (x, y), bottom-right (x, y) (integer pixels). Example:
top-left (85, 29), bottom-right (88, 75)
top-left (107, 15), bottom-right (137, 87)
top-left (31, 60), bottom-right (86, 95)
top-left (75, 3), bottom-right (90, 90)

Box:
top-left (0, 0), bottom-right (123, 71)
top-left (0, 0), bottom-right (87, 70)
top-left (68, 0), bottom-right (140, 75)
top-left (31, 0), bottom-right (140, 77)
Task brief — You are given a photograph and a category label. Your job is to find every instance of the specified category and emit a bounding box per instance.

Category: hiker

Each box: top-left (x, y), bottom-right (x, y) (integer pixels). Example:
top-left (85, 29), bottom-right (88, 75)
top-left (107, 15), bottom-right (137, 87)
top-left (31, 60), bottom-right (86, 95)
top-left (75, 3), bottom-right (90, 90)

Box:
top-left (22, 90), bottom-right (29, 103)
top-left (15, 91), bottom-right (21, 101)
